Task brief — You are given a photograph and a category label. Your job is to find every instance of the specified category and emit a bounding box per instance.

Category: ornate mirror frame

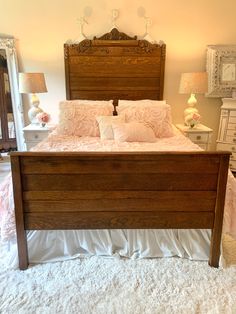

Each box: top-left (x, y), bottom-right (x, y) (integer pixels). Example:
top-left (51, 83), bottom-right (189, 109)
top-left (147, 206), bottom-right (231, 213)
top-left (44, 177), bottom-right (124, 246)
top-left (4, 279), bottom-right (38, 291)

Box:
top-left (206, 45), bottom-right (236, 97)
top-left (0, 37), bottom-right (25, 150)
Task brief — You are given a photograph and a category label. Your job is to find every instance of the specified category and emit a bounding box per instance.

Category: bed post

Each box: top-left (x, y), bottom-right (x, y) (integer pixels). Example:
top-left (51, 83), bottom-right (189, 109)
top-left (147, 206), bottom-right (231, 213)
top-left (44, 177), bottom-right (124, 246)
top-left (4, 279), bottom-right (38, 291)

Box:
top-left (209, 154), bottom-right (230, 267)
top-left (11, 155), bottom-right (29, 270)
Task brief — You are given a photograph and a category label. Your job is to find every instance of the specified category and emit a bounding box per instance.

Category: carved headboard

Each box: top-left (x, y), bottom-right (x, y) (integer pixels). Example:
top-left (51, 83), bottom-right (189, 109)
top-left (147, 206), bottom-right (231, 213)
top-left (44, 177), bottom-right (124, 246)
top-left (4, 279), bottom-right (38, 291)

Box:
top-left (64, 28), bottom-right (166, 104)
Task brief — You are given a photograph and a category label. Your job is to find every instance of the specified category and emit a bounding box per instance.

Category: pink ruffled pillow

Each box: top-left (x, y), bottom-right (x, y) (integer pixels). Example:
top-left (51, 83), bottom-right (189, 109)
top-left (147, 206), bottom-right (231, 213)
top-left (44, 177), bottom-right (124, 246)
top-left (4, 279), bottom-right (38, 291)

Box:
top-left (56, 100), bottom-right (114, 137)
top-left (112, 122), bottom-right (157, 142)
top-left (117, 103), bottom-right (173, 138)
top-left (118, 99), bottom-right (166, 110)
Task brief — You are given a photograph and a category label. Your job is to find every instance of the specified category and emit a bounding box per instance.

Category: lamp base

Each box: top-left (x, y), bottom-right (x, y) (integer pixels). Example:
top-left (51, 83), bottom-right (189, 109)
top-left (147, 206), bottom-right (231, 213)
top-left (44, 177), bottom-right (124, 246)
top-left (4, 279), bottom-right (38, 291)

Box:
top-left (184, 106), bottom-right (199, 121)
top-left (184, 93), bottom-right (200, 127)
top-left (28, 105), bottom-right (43, 124)
top-left (28, 94), bottom-right (43, 124)
top-left (184, 107), bottom-right (200, 128)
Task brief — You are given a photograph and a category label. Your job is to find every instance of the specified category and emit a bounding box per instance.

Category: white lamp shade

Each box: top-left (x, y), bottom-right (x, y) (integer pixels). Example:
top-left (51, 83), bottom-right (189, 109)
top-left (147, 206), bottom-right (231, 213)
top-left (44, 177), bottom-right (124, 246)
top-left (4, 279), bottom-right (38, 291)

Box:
top-left (18, 73), bottom-right (47, 94)
top-left (179, 72), bottom-right (208, 94)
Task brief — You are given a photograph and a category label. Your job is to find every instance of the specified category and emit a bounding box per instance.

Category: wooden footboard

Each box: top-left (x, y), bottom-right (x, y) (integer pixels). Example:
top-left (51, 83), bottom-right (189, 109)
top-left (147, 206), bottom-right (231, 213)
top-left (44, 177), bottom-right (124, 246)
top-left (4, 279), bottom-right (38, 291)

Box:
top-left (10, 151), bottom-right (230, 270)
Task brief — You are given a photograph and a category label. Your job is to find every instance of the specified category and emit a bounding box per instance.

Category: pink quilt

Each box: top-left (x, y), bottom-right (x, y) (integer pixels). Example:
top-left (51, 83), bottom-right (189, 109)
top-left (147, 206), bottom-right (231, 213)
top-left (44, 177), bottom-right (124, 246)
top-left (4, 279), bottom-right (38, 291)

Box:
top-left (1, 131), bottom-right (236, 242)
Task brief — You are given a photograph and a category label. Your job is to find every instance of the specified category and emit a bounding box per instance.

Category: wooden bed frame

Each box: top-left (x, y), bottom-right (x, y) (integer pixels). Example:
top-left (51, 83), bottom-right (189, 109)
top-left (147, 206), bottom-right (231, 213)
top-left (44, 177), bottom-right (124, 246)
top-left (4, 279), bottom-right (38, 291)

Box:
top-left (11, 29), bottom-right (230, 269)
top-left (11, 151), bottom-right (230, 270)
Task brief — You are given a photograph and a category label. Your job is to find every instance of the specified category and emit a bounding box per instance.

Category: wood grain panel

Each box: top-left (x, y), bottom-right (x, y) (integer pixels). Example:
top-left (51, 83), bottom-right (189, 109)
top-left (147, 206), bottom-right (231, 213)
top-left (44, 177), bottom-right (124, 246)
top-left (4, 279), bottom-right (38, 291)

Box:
top-left (23, 190), bottom-right (216, 202)
top-left (69, 56), bottom-right (161, 77)
top-left (23, 191), bottom-right (216, 212)
top-left (22, 173), bottom-right (218, 191)
top-left (25, 211), bottom-right (215, 230)
top-left (69, 77), bottom-right (160, 91)
top-left (20, 154), bottom-right (220, 175)
top-left (70, 90), bottom-right (160, 100)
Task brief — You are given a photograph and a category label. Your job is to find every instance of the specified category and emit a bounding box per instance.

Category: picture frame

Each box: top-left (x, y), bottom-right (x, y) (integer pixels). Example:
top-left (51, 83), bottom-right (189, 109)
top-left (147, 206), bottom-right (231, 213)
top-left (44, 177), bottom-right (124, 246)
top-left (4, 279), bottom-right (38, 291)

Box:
top-left (206, 45), bottom-right (236, 97)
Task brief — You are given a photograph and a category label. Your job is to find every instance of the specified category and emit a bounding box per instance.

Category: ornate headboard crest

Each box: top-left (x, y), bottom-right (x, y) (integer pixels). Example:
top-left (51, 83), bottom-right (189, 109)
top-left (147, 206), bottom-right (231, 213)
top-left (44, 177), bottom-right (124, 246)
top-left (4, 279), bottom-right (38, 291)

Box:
top-left (65, 28), bottom-right (165, 57)
top-left (93, 28), bottom-right (137, 40)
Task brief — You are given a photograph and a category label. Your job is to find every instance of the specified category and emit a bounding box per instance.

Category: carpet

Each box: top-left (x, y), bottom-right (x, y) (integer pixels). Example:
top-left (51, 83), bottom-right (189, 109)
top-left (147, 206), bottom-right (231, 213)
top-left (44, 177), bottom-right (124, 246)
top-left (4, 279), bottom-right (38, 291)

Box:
top-left (0, 256), bottom-right (236, 314)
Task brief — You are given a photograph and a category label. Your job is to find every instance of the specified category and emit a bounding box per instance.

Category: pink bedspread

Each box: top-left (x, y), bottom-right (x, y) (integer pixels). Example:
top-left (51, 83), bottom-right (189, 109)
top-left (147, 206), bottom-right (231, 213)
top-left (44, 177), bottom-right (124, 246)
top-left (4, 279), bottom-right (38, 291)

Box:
top-left (1, 132), bottom-right (236, 242)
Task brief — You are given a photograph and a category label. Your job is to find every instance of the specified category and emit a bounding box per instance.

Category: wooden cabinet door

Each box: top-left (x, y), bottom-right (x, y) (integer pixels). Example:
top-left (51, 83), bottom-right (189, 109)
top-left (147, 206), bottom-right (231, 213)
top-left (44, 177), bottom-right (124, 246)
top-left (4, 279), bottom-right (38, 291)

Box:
top-left (0, 67), bottom-right (17, 152)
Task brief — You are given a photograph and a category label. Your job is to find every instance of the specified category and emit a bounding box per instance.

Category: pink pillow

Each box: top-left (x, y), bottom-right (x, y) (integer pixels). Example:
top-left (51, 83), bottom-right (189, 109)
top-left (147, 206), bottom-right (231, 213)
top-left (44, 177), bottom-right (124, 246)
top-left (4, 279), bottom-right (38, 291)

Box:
top-left (112, 122), bottom-right (157, 142)
top-left (118, 99), bottom-right (166, 110)
top-left (117, 103), bottom-right (173, 138)
top-left (56, 100), bottom-right (114, 136)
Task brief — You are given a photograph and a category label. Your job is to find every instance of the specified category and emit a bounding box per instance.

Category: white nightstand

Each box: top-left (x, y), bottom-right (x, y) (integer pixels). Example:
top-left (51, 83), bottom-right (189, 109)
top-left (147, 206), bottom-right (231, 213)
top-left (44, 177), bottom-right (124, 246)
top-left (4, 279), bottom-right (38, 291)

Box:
top-left (176, 123), bottom-right (213, 151)
top-left (23, 124), bottom-right (52, 150)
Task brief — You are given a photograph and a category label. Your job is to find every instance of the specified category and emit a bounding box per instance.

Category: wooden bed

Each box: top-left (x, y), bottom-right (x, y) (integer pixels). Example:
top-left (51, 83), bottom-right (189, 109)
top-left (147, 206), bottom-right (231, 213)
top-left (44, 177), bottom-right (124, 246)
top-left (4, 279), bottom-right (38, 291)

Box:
top-left (11, 29), bottom-right (230, 269)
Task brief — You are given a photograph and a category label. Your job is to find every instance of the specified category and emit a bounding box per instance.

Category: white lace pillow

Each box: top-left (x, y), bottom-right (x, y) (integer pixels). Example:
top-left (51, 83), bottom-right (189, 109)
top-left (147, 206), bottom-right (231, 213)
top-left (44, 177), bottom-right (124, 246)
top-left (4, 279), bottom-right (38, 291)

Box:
top-left (96, 115), bottom-right (124, 140)
top-left (56, 100), bottom-right (114, 137)
top-left (117, 103), bottom-right (174, 138)
top-left (112, 122), bottom-right (157, 142)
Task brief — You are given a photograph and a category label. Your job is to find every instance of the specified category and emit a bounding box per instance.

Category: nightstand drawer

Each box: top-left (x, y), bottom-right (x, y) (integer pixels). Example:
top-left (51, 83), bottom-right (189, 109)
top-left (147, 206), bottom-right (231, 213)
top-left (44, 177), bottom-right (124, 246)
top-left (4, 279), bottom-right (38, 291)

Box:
top-left (24, 131), bottom-right (48, 142)
top-left (217, 142), bottom-right (236, 152)
top-left (229, 159), bottom-right (236, 170)
top-left (188, 133), bottom-right (209, 143)
top-left (225, 136), bottom-right (236, 143)
top-left (226, 129), bottom-right (236, 136)
top-left (229, 117), bottom-right (236, 124)
top-left (230, 152), bottom-right (236, 161)
top-left (227, 123), bottom-right (236, 130)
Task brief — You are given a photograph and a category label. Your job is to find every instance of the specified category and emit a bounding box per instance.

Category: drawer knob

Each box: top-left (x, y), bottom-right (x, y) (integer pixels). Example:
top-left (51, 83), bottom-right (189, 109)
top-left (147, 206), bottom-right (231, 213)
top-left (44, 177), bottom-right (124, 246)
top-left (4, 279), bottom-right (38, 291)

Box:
top-left (34, 134), bottom-right (39, 139)
top-left (196, 135), bottom-right (201, 140)
top-left (233, 139), bottom-right (236, 142)
top-left (232, 147), bottom-right (236, 151)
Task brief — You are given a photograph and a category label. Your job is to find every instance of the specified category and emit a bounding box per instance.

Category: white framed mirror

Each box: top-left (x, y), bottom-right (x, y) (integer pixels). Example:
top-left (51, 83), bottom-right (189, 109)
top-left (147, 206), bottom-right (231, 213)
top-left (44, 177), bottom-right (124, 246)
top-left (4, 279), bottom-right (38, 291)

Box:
top-left (206, 45), bottom-right (236, 97)
top-left (0, 37), bottom-right (25, 151)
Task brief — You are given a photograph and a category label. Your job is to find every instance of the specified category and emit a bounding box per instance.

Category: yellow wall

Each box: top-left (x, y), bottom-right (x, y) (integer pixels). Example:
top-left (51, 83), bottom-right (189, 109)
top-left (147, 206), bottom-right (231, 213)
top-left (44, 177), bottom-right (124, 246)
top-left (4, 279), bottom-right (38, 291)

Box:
top-left (1, 0), bottom-right (236, 146)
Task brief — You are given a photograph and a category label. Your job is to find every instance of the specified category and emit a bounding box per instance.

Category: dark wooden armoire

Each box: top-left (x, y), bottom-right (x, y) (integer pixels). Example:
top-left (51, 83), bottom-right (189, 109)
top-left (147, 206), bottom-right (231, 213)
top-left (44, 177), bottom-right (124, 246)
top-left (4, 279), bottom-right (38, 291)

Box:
top-left (0, 51), bottom-right (17, 152)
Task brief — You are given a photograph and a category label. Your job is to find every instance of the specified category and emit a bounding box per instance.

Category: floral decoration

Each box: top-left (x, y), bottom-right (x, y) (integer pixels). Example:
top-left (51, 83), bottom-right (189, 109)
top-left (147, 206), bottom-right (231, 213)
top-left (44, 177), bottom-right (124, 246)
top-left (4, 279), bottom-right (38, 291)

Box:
top-left (184, 113), bottom-right (201, 128)
top-left (36, 112), bottom-right (50, 126)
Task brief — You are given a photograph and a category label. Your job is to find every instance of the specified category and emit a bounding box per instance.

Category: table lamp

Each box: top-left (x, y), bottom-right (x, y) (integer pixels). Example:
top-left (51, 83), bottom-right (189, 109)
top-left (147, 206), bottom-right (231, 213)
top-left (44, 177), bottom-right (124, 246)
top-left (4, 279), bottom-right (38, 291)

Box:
top-left (179, 72), bottom-right (208, 126)
top-left (19, 73), bottom-right (47, 124)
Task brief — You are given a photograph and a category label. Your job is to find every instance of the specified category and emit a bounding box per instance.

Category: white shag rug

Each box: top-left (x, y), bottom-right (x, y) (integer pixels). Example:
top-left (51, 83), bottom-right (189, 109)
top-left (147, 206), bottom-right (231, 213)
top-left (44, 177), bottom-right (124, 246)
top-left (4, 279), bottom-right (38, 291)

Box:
top-left (1, 257), bottom-right (236, 314)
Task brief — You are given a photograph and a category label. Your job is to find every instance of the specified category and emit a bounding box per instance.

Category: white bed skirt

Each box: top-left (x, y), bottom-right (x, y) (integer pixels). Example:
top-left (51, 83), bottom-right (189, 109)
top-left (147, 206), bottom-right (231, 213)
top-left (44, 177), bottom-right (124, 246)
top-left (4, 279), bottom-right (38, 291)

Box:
top-left (3, 229), bottom-right (211, 268)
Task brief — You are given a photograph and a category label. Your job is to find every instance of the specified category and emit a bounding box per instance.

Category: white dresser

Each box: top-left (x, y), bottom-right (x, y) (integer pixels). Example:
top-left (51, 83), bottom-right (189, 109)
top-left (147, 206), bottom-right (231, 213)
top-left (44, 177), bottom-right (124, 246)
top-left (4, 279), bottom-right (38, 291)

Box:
top-left (216, 98), bottom-right (236, 171)
top-left (23, 124), bottom-right (51, 151)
